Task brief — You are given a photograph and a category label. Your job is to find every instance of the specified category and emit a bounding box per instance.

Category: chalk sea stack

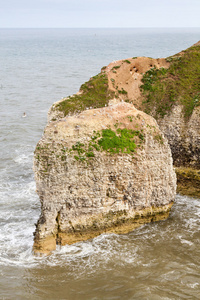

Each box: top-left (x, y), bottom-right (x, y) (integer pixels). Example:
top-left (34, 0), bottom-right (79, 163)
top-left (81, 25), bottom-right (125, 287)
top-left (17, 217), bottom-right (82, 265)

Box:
top-left (33, 100), bottom-right (176, 254)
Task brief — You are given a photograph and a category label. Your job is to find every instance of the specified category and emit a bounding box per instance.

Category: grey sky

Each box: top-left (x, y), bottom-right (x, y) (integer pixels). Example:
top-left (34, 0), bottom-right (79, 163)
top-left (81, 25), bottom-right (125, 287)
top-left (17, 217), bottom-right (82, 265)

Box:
top-left (0, 0), bottom-right (200, 28)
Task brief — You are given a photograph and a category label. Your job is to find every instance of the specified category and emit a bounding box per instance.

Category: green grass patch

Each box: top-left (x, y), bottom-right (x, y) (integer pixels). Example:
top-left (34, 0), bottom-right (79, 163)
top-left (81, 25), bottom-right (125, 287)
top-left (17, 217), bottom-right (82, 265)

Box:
top-left (97, 128), bottom-right (144, 154)
top-left (141, 44), bottom-right (200, 119)
top-left (70, 127), bottom-right (145, 161)
top-left (127, 116), bottom-right (133, 122)
top-left (86, 151), bottom-right (95, 158)
top-left (118, 88), bottom-right (128, 95)
top-left (112, 65), bottom-right (121, 70)
top-left (123, 60), bottom-right (131, 64)
top-left (55, 73), bottom-right (115, 116)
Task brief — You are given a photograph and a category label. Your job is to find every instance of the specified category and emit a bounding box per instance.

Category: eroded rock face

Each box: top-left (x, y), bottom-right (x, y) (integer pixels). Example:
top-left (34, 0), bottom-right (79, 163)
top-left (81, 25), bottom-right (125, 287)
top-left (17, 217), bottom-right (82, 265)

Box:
top-left (158, 105), bottom-right (200, 168)
top-left (33, 102), bottom-right (176, 254)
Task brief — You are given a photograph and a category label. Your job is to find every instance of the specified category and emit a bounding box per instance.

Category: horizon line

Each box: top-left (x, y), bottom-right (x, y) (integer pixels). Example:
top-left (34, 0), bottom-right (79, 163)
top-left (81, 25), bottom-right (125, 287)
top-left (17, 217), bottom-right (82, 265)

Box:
top-left (0, 26), bottom-right (200, 29)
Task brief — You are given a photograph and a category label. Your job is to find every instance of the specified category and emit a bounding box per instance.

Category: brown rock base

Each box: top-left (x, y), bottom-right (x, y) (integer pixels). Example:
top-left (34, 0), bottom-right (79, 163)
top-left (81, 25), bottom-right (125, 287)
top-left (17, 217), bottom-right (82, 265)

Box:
top-left (33, 203), bottom-right (173, 255)
top-left (176, 167), bottom-right (200, 198)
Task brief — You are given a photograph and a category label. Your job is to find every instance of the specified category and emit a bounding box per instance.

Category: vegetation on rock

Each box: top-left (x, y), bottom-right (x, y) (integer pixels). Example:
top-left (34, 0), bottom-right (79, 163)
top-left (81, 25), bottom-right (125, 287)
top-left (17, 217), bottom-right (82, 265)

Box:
top-left (70, 127), bottom-right (145, 162)
top-left (141, 44), bottom-right (200, 118)
top-left (70, 128), bottom-right (144, 161)
top-left (55, 72), bottom-right (115, 116)
top-left (98, 128), bottom-right (144, 154)
top-left (112, 65), bottom-right (121, 70)
top-left (123, 59), bottom-right (131, 64)
top-left (118, 88), bottom-right (128, 95)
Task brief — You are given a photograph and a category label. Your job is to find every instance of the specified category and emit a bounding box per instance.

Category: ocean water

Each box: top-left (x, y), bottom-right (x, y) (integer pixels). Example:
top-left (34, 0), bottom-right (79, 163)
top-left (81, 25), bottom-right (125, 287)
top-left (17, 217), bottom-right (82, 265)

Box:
top-left (0, 28), bottom-right (200, 299)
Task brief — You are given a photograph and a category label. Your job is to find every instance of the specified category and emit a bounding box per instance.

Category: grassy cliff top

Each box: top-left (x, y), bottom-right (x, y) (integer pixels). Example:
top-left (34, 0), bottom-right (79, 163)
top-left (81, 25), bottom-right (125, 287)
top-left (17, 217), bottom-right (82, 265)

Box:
top-left (53, 42), bottom-right (200, 120)
top-left (54, 72), bottom-right (115, 117)
top-left (140, 42), bottom-right (200, 119)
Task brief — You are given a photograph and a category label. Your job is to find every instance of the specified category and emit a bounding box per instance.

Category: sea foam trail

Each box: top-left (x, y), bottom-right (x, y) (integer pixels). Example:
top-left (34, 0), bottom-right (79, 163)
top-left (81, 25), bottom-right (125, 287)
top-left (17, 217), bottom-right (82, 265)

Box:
top-left (0, 193), bottom-right (199, 271)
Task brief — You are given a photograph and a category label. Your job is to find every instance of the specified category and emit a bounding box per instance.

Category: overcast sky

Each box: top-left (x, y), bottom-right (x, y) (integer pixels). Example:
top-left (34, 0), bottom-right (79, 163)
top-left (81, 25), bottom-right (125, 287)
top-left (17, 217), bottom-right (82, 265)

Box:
top-left (0, 0), bottom-right (200, 28)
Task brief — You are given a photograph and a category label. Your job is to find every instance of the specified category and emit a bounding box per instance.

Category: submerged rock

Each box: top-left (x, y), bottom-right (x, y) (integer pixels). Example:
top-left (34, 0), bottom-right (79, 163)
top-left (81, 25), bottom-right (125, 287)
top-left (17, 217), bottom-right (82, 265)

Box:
top-left (33, 102), bottom-right (176, 255)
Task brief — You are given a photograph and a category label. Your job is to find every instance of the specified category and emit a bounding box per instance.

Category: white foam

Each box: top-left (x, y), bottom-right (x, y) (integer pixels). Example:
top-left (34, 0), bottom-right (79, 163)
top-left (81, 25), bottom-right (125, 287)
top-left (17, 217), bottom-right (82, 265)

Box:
top-left (188, 282), bottom-right (199, 289)
top-left (14, 153), bottom-right (33, 165)
top-left (180, 238), bottom-right (193, 246)
top-left (0, 190), bottom-right (200, 272)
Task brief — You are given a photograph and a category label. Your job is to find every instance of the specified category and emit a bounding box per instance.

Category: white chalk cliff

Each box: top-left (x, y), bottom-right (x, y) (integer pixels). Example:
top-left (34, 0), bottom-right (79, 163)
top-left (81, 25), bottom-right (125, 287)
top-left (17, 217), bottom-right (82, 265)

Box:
top-left (33, 100), bottom-right (176, 255)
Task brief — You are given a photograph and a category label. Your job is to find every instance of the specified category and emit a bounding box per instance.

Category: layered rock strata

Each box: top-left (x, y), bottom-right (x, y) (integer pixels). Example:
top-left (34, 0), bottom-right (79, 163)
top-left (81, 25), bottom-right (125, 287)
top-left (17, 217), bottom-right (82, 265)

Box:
top-left (33, 102), bottom-right (176, 254)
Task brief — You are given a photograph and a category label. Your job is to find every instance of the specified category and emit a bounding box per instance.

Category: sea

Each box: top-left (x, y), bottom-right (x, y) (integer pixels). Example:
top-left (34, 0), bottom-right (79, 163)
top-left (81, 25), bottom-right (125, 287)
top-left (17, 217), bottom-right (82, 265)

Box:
top-left (0, 28), bottom-right (200, 300)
